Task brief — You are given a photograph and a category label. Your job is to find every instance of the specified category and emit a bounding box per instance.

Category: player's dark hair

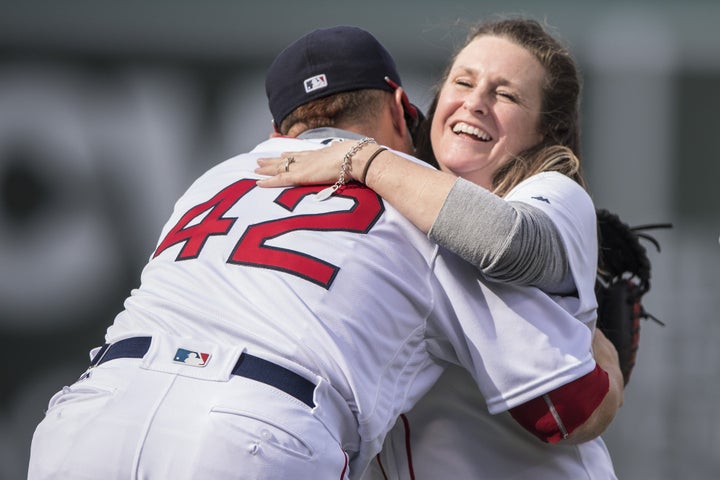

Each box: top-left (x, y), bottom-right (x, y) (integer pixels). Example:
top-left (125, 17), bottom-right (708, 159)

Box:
top-left (415, 17), bottom-right (587, 196)
top-left (279, 89), bottom-right (390, 136)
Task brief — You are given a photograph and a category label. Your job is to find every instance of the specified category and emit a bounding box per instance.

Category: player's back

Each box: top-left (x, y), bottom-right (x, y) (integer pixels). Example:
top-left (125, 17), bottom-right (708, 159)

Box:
top-left (108, 136), bottom-right (456, 457)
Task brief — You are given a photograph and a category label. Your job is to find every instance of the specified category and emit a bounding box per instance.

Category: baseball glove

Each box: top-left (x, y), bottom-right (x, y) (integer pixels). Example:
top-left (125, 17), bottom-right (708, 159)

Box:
top-left (595, 208), bottom-right (672, 386)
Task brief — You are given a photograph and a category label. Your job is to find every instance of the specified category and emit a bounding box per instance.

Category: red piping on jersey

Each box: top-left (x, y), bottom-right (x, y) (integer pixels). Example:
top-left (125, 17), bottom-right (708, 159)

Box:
top-left (339, 449), bottom-right (349, 479)
top-left (400, 414), bottom-right (416, 480)
top-left (375, 453), bottom-right (388, 480)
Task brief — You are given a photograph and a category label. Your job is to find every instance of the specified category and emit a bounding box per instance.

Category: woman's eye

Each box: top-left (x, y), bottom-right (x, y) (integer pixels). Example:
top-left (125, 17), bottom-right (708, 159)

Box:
top-left (454, 79), bottom-right (472, 88)
top-left (497, 91), bottom-right (517, 102)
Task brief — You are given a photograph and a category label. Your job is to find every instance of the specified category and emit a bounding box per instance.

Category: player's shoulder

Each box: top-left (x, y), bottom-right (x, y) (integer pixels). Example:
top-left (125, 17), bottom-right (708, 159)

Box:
top-left (249, 136), bottom-right (311, 154)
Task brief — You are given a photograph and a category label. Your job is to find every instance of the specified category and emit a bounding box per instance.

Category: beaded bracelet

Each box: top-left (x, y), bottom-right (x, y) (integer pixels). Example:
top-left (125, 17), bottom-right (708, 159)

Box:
top-left (316, 137), bottom-right (376, 201)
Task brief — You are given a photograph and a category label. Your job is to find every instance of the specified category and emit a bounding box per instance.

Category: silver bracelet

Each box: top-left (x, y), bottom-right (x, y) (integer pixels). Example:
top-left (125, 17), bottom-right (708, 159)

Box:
top-left (316, 137), bottom-right (376, 201)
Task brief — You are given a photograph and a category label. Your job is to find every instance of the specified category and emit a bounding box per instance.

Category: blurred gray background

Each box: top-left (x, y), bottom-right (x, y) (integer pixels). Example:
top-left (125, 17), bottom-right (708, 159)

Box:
top-left (1, 1), bottom-right (718, 478)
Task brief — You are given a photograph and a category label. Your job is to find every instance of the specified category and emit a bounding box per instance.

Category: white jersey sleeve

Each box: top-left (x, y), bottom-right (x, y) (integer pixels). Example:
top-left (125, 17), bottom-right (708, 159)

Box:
top-left (505, 171), bottom-right (598, 328)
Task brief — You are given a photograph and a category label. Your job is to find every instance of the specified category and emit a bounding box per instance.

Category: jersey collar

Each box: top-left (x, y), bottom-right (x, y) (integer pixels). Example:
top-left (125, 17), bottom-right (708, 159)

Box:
top-left (297, 127), bottom-right (366, 141)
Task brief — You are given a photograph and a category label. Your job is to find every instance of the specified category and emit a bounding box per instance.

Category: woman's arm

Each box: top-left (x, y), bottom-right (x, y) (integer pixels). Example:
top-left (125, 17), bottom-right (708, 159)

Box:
top-left (256, 140), bottom-right (456, 233)
top-left (430, 178), bottom-right (570, 291)
top-left (256, 141), bottom-right (569, 290)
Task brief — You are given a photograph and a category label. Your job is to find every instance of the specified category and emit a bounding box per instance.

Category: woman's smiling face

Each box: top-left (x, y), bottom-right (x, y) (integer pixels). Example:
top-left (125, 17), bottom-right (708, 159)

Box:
top-left (430, 35), bottom-right (546, 189)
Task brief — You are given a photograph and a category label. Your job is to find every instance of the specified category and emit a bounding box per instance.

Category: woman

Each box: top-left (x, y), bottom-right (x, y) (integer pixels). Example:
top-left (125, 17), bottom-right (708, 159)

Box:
top-left (257, 17), bottom-right (621, 479)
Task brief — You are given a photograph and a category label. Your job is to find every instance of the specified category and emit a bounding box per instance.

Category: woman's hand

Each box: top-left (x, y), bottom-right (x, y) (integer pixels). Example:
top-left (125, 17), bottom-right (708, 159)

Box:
top-left (592, 328), bottom-right (624, 408)
top-left (255, 140), bottom-right (361, 188)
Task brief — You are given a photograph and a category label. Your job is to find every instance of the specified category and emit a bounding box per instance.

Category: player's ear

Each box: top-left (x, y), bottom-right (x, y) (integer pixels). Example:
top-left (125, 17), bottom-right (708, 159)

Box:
top-left (391, 87), bottom-right (410, 139)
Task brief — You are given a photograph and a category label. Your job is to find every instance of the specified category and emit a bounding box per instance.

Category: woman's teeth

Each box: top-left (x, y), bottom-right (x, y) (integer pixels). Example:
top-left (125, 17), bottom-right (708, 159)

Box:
top-left (452, 122), bottom-right (491, 141)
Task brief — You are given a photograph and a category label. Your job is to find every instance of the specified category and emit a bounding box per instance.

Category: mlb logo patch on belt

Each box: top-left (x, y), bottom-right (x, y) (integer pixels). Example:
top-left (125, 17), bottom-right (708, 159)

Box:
top-left (173, 348), bottom-right (211, 367)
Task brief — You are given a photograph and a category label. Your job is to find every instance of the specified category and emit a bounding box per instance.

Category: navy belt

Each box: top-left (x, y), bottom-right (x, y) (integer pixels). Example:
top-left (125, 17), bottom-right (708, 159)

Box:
top-left (89, 336), bottom-right (315, 408)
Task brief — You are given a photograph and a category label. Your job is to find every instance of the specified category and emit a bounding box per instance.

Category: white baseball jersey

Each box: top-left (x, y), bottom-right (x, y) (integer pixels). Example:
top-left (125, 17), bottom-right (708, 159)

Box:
top-left (29, 135), bottom-right (596, 479)
top-left (364, 172), bottom-right (616, 479)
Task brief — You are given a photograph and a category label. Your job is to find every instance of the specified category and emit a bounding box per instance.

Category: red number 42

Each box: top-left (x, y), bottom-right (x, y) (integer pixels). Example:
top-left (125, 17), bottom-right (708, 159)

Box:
top-left (153, 179), bottom-right (384, 288)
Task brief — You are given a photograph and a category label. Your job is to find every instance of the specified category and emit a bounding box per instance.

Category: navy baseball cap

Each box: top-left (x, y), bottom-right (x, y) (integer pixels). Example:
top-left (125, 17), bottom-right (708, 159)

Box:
top-left (265, 25), bottom-right (419, 131)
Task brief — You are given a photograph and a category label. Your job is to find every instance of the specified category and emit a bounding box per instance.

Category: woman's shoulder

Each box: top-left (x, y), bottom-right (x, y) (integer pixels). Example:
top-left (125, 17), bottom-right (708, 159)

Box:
top-left (512, 170), bottom-right (582, 191)
top-left (508, 171), bottom-right (591, 206)
top-left (507, 172), bottom-right (596, 229)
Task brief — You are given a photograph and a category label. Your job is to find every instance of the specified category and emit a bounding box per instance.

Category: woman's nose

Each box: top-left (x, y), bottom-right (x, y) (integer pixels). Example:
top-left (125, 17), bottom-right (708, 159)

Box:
top-left (463, 89), bottom-right (488, 115)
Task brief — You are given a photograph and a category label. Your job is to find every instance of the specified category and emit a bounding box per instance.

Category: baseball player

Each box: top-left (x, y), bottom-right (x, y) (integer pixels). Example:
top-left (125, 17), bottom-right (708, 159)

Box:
top-left (28, 26), bottom-right (616, 479)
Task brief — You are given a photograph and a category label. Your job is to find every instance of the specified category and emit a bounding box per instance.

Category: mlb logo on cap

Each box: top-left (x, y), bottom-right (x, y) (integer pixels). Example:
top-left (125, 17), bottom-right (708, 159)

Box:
top-left (304, 74), bottom-right (328, 93)
top-left (173, 348), bottom-right (211, 367)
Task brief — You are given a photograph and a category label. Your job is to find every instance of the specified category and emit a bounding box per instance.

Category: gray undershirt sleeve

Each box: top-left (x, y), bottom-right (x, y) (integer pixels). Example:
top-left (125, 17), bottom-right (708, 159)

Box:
top-left (428, 177), bottom-right (572, 293)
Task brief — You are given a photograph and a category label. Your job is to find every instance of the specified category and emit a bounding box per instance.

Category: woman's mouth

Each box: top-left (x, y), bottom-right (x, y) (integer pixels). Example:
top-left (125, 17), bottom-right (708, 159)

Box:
top-left (452, 122), bottom-right (491, 141)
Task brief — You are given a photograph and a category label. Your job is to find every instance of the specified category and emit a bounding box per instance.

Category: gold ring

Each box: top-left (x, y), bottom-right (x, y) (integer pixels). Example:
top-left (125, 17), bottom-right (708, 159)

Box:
top-left (284, 156), bottom-right (295, 172)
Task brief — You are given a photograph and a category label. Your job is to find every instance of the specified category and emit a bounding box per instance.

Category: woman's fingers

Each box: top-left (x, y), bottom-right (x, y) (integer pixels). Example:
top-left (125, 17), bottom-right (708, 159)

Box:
top-left (255, 153), bottom-right (316, 187)
top-left (255, 158), bottom-right (286, 176)
top-left (255, 147), bottom-right (346, 187)
top-left (256, 151), bottom-right (301, 177)
top-left (255, 174), bottom-right (293, 187)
